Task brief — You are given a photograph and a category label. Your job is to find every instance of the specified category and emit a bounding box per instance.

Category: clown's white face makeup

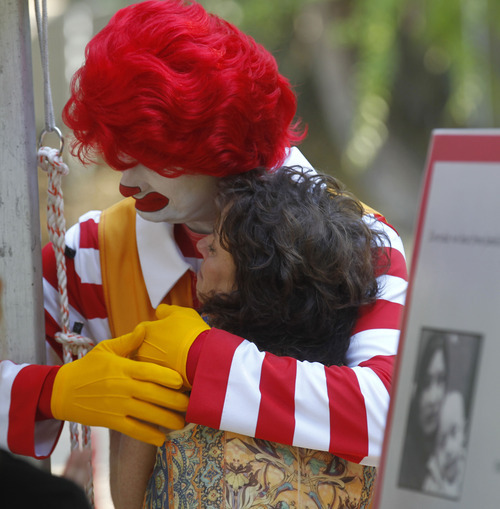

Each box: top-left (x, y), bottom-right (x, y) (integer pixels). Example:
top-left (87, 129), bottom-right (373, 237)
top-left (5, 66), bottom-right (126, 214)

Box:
top-left (119, 164), bottom-right (219, 233)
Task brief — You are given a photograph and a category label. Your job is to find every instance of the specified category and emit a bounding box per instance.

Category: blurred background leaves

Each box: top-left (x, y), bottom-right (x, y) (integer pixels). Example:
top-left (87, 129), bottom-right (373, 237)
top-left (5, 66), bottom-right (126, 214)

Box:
top-left (31, 0), bottom-right (500, 252)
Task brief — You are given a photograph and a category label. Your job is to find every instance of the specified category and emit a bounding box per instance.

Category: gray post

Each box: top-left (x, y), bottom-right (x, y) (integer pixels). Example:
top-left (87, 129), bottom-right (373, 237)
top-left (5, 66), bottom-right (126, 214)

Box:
top-left (0, 0), bottom-right (46, 365)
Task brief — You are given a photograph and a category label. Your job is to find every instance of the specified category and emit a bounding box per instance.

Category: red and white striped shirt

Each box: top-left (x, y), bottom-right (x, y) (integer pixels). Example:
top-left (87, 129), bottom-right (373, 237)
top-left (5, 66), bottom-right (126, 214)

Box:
top-left (187, 213), bottom-right (407, 465)
top-left (0, 150), bottom-right (407, 464)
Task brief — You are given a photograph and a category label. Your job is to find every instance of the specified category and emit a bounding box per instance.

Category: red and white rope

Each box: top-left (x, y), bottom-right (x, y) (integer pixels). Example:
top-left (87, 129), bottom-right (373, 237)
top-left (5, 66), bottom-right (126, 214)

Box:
top-left (34, 0), bottom-right (95, 503)
top-left (38, 145), bottom-right (95, 507)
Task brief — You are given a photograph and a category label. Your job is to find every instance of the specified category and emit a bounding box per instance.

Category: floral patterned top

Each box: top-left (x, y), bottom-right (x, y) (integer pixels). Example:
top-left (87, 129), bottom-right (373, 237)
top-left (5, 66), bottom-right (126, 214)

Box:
top-left (144, 423), bottom-right (376, 508)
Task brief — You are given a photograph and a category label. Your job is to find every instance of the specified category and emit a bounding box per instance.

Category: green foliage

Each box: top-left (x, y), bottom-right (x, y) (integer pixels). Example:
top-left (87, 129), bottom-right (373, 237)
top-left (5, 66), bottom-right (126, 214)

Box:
top-left (332, 0), bottom-right (403, 171)
top-left (333, 0), bottom-right (499, 171)
top-left (410, 0), bottom-right (493, 125)
top-left (204, 0), bottom-right (499, 173)
top-left (199, 0), bottom-right (313, 49)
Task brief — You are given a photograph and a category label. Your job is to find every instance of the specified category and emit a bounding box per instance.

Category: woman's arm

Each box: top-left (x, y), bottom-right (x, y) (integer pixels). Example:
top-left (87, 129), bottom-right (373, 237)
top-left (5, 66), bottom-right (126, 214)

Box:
top-left (110, 430), bottom-right (158, 509)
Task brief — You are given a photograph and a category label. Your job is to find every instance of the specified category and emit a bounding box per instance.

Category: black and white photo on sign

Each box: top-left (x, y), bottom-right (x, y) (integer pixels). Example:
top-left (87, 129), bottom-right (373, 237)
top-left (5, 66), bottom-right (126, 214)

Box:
top-left (398, 328), bottom-right (482, 500)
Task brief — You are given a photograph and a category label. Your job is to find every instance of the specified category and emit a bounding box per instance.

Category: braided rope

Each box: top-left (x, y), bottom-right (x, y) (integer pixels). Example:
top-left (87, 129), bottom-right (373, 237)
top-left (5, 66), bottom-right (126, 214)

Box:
top-left (38, 146), bottom-right (95, 507)
top-left (34, 2), bottom-right (95, 504)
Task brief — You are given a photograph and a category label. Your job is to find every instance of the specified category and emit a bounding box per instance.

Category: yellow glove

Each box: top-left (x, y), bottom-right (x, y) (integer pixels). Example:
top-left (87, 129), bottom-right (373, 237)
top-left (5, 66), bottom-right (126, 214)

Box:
top-left (133, 304), bottom-right (210, 388)
top-left (51, 328), bottom-right (189, 446)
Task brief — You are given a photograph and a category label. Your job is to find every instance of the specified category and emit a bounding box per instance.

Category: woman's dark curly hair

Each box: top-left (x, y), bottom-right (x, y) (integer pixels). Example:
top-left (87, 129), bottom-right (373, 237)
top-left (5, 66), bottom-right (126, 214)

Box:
top-left (199, 167), bottom-right (390, 366)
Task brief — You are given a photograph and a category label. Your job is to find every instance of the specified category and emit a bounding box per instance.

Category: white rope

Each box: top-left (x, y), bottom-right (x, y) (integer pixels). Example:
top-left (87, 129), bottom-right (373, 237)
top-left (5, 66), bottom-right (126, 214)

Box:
top-left (34, 1), bottom-right (95, 506)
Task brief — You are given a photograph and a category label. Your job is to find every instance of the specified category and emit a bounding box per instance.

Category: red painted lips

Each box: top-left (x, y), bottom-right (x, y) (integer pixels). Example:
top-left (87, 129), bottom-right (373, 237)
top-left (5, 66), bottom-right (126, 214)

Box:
top-left (119, 184), bottom-right (169, 212)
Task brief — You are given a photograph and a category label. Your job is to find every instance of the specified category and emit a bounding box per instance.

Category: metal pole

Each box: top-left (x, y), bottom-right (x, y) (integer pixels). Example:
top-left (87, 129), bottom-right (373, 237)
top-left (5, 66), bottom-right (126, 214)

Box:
top-left (0, 0), bottom-right (45, 365)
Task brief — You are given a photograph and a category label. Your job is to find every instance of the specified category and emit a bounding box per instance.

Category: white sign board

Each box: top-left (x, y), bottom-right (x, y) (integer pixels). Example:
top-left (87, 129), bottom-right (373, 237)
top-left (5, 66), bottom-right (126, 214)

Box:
top-left (374, 129), bottom-right (500, 508)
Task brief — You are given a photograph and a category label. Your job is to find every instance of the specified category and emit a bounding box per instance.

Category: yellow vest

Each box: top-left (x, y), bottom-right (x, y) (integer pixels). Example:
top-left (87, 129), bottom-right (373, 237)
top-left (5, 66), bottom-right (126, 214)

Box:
top-left (98, 198), bottom-right (193, 337)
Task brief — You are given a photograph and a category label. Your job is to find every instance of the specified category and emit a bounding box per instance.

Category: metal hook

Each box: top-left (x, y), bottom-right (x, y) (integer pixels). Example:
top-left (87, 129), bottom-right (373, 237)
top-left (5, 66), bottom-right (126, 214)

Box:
top-left (38, 125), bottom-right (64, 154)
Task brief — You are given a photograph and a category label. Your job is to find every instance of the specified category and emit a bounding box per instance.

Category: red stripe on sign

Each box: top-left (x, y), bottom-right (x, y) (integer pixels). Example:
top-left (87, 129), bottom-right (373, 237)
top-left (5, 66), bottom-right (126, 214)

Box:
top-left (186, 328), bottom-right (244, 430)
top-left (430, 132), bottom-right (500, 163)
top-left (326, 365), bottom-right (368, 463)
top-left (255, 353), bottom-right (296, 445)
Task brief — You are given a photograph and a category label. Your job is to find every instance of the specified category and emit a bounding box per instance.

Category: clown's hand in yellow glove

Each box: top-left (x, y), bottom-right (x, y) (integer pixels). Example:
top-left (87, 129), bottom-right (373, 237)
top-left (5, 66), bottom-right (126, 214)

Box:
top-left (133, 304), bottom-right (211, 389)
top-left (51, 327), bottom-right (189, 446)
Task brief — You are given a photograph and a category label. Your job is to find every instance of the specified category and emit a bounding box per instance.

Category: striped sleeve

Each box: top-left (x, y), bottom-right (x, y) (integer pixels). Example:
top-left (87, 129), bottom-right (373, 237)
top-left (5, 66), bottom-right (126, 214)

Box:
top-left (1, 210), bottom-right (112, 458)
top-left (43, 210), bottom-right (111, 348)
top-left (0, 362), bottom-right (63, 458)
top-left (187, 215), bottom-right (408, 466)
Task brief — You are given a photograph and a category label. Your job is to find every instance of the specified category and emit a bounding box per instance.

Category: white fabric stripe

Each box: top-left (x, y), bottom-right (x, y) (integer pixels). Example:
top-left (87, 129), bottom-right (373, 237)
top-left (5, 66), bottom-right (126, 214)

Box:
top-left (352, 366), bottom-right (390, 467)
top-left (76, 209), bottom-right (102, 225)
top-left (64, 217), bottom-right (82, 250)
top-left (283, 146), bottom-right (314, 171)
top-left (345, 328), bottom-right (400, 367)
top-left (219, 341), bottom-right (265, 437)
top-left (67, 212), bottom-right (101, 284)
top-left (34, 420), bottom-right (64, 457)
top-left (377, 274), bottom-right (407, 306)
top-left (293, 361), bottom-right (330, 451)
top-left (43, 277), bottom-right (62, 325)
top-left (0, 362), bottom-right (28, 449)
top-left (43, 278), bottom-right (110, 343)
top-left (86, 317), bottom-right (111, 343)
top-left (44, 277), bottom-right (86, 330)
top-left (74, 247), bottom-right (102, 285)
top-left (387, 231), bottom-right (405, 258)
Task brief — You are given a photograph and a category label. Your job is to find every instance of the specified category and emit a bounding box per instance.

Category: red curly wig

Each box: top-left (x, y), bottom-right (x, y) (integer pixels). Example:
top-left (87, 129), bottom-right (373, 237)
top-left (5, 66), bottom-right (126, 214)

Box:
top-left (62, 0), bottom-right (305, 177)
